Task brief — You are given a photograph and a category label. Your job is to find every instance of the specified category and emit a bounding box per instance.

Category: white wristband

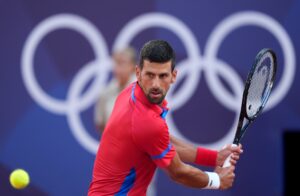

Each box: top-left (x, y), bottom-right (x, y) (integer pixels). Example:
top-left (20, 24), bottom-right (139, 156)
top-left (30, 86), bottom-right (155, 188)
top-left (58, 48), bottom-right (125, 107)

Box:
top-left (204, 172), bottom-right (220, 189)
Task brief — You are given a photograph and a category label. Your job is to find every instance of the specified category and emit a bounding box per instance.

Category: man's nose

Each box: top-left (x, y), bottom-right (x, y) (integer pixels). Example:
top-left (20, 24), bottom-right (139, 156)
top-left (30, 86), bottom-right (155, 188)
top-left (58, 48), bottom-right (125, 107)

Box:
top-left (152, 76), bottom-right (160, 88)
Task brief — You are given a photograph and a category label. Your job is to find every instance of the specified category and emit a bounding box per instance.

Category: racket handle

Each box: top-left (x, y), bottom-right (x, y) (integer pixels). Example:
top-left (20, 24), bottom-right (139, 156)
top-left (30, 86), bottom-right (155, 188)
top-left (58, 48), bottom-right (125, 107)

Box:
top-left (222, 144), bottom-right (238, 168)
top-left (223, 156), bottom-right (231, 167)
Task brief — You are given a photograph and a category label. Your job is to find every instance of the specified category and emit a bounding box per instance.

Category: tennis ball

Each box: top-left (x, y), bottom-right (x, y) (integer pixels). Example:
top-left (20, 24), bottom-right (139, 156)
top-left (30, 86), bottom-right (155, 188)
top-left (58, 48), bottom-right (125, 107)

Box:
top-left (9, 169), bottom-right (30, 189)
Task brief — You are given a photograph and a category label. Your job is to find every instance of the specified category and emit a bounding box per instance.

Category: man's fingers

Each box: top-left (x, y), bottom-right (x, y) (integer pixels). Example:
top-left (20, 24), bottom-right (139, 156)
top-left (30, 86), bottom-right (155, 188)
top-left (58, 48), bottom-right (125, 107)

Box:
top-left (238, 144), bottom-right (243, 153)
top-left (229, 165), bottom-right (235, 171)
top-left (231, 154), bottom-right (240, 160)
top-left (230, 145), bottom-right (243, 154)
top-left (229, 153), bottom-right (241, 166)
top-left (230, 159), bottom-right (237, 165)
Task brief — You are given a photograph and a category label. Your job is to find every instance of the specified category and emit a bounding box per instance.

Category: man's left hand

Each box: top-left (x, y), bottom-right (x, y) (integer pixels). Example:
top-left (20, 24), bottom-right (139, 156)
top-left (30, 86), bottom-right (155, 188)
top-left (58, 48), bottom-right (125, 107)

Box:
top-left (216, 144), bottom-right (243, 167)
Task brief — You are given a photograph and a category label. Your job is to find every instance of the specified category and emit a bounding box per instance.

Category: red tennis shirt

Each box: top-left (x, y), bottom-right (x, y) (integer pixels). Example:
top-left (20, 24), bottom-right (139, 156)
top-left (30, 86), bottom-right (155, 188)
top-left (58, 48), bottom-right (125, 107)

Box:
top-left (88, 82), bottom-right (176, 196)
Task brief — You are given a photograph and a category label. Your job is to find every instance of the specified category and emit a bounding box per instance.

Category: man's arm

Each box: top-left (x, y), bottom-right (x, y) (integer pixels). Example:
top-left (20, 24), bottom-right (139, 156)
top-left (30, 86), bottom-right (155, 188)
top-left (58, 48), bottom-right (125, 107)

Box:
top-left (170, 135), bottom-right (197, 163)
top-left (170, 135), bottom-right (243, 166)
top-left (163, 152), bottom-right (235, 189)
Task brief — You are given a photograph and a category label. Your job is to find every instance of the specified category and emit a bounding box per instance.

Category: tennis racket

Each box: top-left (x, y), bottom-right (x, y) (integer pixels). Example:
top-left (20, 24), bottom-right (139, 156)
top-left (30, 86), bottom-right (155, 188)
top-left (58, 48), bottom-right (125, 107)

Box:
top-left (223, 48), bottom-right (277, 167)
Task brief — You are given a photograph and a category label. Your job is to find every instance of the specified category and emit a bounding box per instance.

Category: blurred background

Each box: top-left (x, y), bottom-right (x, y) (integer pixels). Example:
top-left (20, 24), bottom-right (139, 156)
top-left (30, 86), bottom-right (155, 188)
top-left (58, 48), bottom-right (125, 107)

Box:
top-left (1, 0), bottom-right (299, 195)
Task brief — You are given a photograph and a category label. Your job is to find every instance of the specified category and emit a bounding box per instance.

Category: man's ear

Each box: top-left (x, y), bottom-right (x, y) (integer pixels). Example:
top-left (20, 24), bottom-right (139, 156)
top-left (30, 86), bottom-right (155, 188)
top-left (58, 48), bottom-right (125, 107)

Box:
top-left (135, 65), bottom-right (141, 81)
top-left (171, 69), bottom-right (177, 83)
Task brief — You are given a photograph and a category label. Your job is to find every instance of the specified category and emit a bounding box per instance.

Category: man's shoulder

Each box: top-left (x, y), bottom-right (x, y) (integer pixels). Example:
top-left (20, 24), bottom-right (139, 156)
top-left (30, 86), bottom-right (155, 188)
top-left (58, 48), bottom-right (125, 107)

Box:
top-left (132, 105), bottom-right (167, 133)
top-left (131, 107), bottom-right (169, 148)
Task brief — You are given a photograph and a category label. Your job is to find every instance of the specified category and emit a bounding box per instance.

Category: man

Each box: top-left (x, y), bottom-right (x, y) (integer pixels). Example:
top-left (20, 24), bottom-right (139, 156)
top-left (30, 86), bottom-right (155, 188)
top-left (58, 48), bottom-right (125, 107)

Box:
top-left (89, 40), bottom-right (243, 195)
top-left (94, 47), bottom-right (136, 132)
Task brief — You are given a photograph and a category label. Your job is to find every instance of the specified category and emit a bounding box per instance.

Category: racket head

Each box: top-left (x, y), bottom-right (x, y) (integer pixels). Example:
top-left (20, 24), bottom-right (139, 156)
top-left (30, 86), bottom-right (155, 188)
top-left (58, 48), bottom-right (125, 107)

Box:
top-left (233, 48), bottom-right (277, 144)
top-left (242, 48), bottom-right (277, 120)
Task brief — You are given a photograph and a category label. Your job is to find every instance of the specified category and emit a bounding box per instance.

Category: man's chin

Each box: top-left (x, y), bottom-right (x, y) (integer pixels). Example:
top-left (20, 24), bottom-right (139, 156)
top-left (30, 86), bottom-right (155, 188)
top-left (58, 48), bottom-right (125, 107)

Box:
top-left (147, 95), bottom-right (164, 104)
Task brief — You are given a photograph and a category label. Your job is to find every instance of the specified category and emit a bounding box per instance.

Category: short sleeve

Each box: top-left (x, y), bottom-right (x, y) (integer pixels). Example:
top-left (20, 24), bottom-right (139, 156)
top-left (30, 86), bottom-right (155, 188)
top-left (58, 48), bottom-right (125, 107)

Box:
top-left (132, 115), bottom-right (175, 168)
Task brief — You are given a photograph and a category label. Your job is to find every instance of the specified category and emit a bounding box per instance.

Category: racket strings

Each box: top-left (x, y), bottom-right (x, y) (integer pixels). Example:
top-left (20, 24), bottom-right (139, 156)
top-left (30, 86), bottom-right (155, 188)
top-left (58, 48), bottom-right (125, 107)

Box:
top-left (246, 53), bottom-right (274, 118)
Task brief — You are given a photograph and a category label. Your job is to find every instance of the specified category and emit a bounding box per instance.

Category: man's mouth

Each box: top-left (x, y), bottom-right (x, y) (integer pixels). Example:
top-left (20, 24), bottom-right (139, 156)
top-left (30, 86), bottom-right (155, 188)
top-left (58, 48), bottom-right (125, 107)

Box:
top-left (150, 91), bottom-right (162, 99)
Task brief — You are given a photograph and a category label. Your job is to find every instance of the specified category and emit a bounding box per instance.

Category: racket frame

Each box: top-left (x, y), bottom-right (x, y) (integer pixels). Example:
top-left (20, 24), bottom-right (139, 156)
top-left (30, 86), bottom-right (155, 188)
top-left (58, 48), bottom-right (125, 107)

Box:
top-left (232, 48), bottom-right (277, 145)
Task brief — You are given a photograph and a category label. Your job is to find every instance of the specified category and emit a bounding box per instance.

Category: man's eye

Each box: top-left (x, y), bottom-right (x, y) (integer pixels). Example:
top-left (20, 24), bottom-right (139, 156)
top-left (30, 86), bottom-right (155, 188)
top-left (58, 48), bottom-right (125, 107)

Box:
top-left (147, 73), bottom-right (154, 78)
top-left (160, 74), bottom-right (168, 78)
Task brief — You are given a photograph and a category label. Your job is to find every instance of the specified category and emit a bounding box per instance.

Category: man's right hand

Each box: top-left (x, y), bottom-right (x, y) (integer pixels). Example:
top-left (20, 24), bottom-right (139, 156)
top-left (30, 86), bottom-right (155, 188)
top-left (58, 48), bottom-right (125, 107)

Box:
top-left (215, 166), bottom-right (235, 190)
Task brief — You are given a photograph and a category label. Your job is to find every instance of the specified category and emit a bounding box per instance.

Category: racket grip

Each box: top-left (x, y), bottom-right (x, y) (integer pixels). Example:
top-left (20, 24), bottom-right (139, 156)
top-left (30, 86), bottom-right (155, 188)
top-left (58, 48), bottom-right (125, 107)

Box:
top-left (222, 144), bottom-right (238, 168)
top-left (223, 156), bottom-right (231, 167)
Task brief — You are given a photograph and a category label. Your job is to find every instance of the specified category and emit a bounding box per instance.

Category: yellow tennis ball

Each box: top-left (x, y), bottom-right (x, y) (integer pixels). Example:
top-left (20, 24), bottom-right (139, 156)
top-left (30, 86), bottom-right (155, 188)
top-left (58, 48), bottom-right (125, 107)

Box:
top-left (9, 169), bottom-right (30, 189)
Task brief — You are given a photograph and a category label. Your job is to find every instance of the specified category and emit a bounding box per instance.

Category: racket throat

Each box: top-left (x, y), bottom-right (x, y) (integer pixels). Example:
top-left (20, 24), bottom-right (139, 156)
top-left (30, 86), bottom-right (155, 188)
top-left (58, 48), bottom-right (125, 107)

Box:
top-left (233, 119), bottom-right (251, 144)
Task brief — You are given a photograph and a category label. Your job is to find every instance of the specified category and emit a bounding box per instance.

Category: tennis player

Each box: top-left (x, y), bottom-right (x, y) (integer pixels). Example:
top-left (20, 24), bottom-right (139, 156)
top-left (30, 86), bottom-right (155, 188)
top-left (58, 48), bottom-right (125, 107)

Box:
top-left (88, 40), bottom-right (243, 196)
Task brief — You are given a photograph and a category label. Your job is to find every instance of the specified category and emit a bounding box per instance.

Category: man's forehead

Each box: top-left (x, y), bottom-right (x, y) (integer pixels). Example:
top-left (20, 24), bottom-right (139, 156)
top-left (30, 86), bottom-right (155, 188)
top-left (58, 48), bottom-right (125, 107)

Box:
top-left (142, 60), bottom-right (172, 72)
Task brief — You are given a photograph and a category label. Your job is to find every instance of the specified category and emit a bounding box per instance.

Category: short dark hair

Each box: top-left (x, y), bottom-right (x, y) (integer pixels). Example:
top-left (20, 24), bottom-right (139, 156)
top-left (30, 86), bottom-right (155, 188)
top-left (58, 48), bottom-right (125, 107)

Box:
top-left (139, 40), bottom-right (176, 71)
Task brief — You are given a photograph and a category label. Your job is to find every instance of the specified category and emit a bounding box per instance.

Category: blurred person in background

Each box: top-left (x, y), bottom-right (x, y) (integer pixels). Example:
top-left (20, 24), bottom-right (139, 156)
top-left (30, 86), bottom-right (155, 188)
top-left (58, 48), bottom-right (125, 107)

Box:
top-left (94, 47), bottom-right (137, 132)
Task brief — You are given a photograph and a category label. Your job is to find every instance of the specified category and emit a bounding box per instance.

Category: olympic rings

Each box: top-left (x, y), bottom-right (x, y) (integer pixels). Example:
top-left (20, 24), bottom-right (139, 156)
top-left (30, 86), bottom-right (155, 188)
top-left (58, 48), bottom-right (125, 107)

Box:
top-left (21, 11), bottom-right (295, 153)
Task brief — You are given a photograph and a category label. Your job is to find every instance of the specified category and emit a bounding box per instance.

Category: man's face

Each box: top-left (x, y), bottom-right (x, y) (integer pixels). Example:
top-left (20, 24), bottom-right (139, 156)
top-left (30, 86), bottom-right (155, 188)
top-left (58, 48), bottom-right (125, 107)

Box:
top-left (136, 60), bottom-right (177, 104)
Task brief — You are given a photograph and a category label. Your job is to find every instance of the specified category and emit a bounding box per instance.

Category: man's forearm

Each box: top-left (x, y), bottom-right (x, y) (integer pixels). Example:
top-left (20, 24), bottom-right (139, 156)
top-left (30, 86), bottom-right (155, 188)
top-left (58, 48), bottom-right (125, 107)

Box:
top-left (165, 153), bottom-right (221, 189)
top-left (170, 135), bottom-right (218, 167)
top-left (170, 162), bottom-right (209, 188)
top-left (170, 135), bottom-right (197, 163)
